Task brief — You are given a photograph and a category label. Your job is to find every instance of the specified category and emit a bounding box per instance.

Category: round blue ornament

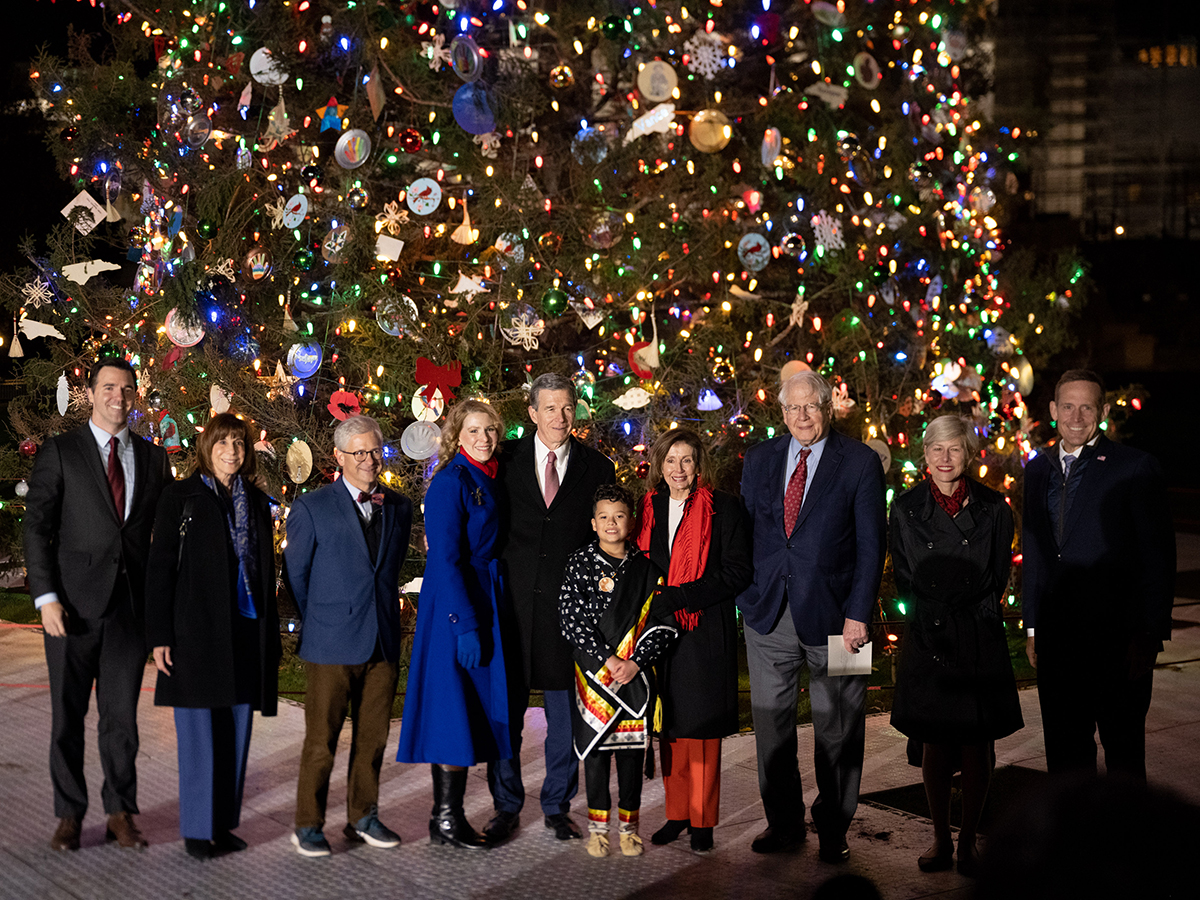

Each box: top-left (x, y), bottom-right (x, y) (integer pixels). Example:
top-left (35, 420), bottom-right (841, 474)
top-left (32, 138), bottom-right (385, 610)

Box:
top-left (452, 83), bottom-right (495, 135)
top-left (287, 340), bottom-right (323, 379)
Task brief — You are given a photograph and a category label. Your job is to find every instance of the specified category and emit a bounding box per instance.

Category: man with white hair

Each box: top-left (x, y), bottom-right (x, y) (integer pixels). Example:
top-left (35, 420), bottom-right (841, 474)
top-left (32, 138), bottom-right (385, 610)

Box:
top-left (737, 371), bottom-right (887, 862)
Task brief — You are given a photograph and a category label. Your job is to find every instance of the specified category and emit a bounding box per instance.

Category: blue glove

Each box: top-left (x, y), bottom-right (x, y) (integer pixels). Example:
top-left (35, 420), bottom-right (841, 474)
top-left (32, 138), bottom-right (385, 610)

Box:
top-left (456, 630), bottom-right (482, 669)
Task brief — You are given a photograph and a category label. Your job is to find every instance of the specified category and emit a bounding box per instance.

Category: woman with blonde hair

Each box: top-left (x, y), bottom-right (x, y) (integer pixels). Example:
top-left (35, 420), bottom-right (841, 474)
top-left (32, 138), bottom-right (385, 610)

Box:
top-left (889, 415), bottom-right (1022, 876)
top-left (397, 399), bottom-right (512, 850)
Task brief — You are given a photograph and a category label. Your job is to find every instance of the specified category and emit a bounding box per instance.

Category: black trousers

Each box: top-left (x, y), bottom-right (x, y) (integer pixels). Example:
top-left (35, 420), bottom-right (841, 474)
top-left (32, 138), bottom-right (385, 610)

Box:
top-left (1037, 647), bottom-right (1154, 782)
top-left (44, 586), bottom-right (146, 818)
top-left (584, 748), bottom-right (643, 829)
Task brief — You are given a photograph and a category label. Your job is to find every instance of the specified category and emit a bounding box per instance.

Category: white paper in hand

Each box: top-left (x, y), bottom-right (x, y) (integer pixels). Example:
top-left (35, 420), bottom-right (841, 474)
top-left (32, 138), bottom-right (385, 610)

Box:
top-left (826, 636), bottom-right (872, 677)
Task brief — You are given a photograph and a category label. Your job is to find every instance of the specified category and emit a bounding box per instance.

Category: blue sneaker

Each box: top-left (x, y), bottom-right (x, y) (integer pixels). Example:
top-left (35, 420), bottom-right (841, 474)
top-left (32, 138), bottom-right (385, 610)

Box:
top-left (291, 827), bottom-right (332, 858)
top-left (347, 811), bottom-right (401, 849)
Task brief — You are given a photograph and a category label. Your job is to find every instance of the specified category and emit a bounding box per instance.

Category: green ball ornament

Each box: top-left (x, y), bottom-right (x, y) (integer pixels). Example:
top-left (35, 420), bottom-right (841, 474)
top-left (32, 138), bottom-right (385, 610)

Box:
top-left (601, 15), bottom-right (627, 39)
top-left (196, 219), bottom-right (218, 240)
top-left (541, 288), bottom-right (569, 316)
top-left (293, 249), bottom-right (315, 271)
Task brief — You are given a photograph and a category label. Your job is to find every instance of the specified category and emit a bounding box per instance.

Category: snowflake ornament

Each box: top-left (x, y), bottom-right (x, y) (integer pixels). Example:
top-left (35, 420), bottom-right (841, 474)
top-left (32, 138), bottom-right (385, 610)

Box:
top-left (21, 278), bottom-right (55, 308)
top-left (265, 197), bottom-right (288, 230)
top-left (422, 33), bottom-right (452, 71)
top-left (473, 132), bottom-right (501, 159)
top-left (375, 201), bottom-right (410, 236)
top-left (811, 210), bottom-right (845, 253)
top-left (685, 30), bottom-right (726, 80)
top-left (789, 295), bottom-right (809, 328)
top-left (210, 258), bottom-right (237, 281)
top-left (500, 309), bottom-right (545, 351)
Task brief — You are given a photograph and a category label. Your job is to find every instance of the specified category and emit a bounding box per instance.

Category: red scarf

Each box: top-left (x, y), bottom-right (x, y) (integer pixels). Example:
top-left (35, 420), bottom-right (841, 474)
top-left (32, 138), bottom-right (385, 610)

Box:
top-left (458, 448), bottom-right (498, 479)
top-left (635, 486), bottom-right (713, 631)
top-left (930, 477), bottom-right (968, 518)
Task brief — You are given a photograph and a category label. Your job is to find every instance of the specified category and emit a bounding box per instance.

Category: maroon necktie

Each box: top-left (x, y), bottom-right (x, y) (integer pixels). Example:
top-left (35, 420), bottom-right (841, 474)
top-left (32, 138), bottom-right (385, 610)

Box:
top-left (357, 490), bottom-right (384, 507)
top-left (107, 436), bottom-right (126, 522)
top-left (544, 450), bottom-right (559, 508)
top-left (784, 448), bottom-right (811, 537)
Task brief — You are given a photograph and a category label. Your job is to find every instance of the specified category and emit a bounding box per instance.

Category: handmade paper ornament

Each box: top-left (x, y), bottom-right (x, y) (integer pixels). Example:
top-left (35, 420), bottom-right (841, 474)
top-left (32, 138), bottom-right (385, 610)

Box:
top-left (327, 389), bottom-right (361, 420)
top-left (452, 83), bottom-right (495, 135)
top-left (242, 246), bottom-right (272, 280)
top-left (401, 421), bottom-right (441, 460)
top-left (63, 259), bottom-right (120, 285)
top-left (412, 388), bottom-right (445, 422)
top-left (286, 440), bottom-right (313, 483)
top-left (19, 318), bottom-right (67, 341)
top-left (210, 385), bottom-right (232, 414)
top-left (853, 52), bottom-right (882, 89)
top-left (281, 194), bottom-right (307, 229)
top-left (20, 279), bottom-right (55, 308)
top-left (624, 104), bottom-right (676, 143)
top-left (406, 178), bottom-right (442, 215)
top-left (684, 30), bottom-right (725, 80)
top-left (689, 109), bottom-right (732, 153)
top-left (696, 389), bottom-right (722, 411)
top-left (321, 225), bottom-right (351, 263)
top-left (334, 129), bottom-right (372, 169)
top-left (450, 196), bottom-right (478, 244)
top-left (812, 210), bottom-right (846, 252)
top-left (494, 232), bottom-right (525, 266)
top-left (416, 357), bottom-right (463, 403)
top-left (500, 306), bottom-right (544, 351)
top-left (806, 81), bottom-right (849, 108)
top-left (612, 386), bottom-right (652, 410)
top-left (237, 81), bottom-right (252, 118)
top-left (451, 272), bottom-right (489, 298)
top-left (253, 430), bottom-right (276, 459)
top-left (157, 409), bottom-right (182, 452)
top-left (832, 383), bottom-right (856, 419)
top-left (249, 47), bottom-right (288, 85)
top-left (570, 300), bottom-right (604, 330)
top-left (60, 190), bottom-right (106, 235)
top-left (57, 373), bottom-right (69, 415)
top-left (737, 233), bottom-right (771, 272)
top-left (637, 60), bottom-right (677, 102)
top-left (316, 96), bottom-right (348, 133)
top-left (258, 98), bottom-right (295, 150)
top-left (375, 235), bottom-right (405, 261)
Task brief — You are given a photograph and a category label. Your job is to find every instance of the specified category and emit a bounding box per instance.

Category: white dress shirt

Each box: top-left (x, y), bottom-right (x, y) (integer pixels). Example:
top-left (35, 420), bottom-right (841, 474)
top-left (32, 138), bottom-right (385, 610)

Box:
top-left (783, 433), bottom-right (828, 508)
top-left (533, 434), bottom-right (571, 499)
top-left (342, 475), bottom-right (379, 522)
top-left (667, 496), bottom-right (687, 553)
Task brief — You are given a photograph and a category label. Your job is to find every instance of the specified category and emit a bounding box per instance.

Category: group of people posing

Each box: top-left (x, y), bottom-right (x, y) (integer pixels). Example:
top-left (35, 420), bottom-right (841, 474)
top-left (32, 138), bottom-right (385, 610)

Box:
top-left (25, 361), bottom-right (1173, 874)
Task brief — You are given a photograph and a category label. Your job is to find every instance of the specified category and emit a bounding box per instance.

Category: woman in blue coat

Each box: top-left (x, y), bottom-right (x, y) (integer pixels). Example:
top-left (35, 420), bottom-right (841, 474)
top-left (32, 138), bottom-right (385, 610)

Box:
top-left (397, 398), bottom-right (511, 850)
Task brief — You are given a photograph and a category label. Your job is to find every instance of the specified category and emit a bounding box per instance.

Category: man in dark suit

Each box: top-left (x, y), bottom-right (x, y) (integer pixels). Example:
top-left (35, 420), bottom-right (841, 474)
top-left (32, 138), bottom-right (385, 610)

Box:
top-left (1022, 369), bottom-right (1174, 781)
top-left (737, 371), bottom-right (886, 861)
top-left (24, 357), bottom-right (171, 851)
top-left (284, 415), bottom-right (413, 857)
top-left (484, 373), bottom-right (615, 842)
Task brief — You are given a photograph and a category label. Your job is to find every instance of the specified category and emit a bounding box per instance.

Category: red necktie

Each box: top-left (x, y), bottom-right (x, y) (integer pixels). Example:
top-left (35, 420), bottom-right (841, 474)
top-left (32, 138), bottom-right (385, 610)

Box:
top-left (107, 436), bottom-right (126, 522)
top-left (784, 448), bottom-right (810, 537)
top-left (544, 450), bottom-right (559, 508)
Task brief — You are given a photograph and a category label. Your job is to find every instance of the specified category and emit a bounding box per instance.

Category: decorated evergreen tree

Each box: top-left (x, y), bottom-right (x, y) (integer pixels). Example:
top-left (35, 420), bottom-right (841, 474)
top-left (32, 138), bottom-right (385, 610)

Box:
top-left (1, 0), bottom-right (1089, 631)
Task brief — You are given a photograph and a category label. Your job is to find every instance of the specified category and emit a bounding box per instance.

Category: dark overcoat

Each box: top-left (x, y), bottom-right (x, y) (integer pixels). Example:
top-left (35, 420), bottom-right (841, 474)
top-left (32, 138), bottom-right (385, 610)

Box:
top-left (397, 455), bottom-right (511, 766)
top-left (495, 435), bottom-right (615, 691)
top-left (644, 488), bottom-right (752, 740)
top-left (889, 478), bottom-right (1022, 744)
top-left (145, 473), bottom-right (280, 714)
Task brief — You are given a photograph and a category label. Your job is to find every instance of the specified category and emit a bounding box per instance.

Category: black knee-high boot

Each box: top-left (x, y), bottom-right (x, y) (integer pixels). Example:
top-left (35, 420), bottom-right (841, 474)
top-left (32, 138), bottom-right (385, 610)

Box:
top-left (429, 765), bottom-right (488, 850)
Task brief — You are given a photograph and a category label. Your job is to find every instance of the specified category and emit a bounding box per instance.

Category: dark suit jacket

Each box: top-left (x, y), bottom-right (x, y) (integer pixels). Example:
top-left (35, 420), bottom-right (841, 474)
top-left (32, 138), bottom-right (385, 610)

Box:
top-left (24, 423), bottom-right (171, 620)
top-left (145, 474), bottom-right (281, 714)
top-left (736, 430), bottom-right (887, 643)
top-left (283, 480), bottom-right (412, 665)
top-left (1022, 435), bottom-right (1174, 645)
top-left (495, 435), bottom-right (615, 691)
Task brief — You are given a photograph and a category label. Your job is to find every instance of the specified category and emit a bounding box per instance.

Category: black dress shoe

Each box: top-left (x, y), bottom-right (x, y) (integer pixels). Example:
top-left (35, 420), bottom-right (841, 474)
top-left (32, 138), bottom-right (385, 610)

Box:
top-left (185, 838), bottom-right (214, 861)
top-left (651, 819), bottom-right (690, 846)
top-left (214, 830), bottom-right (248, 853)
top-left (690, 827), bottom-right (714, 854)
top-left (544, 813), bottom-right (582, 840)
top-left (818, 837), bottom-right (850, 863)
top-left (483, 811), bottom-right (520, 843)
top-left (917, 847), bottom-right (954, 872)
top-left (750, 826), bottom-right (805, 854)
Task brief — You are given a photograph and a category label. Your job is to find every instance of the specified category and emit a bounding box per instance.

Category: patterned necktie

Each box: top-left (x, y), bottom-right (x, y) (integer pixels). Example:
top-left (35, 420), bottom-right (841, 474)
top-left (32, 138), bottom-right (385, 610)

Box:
top-left (107, 436), bottom-right (126, 522)
top-left (357, 490), bottom-right (385, 507)
top-left (784, 448), bottom-right (811, 537)
top-left (544, 450), bottom-right (560, 508)
top-left (1062, 453), bottom-right (1077, 481)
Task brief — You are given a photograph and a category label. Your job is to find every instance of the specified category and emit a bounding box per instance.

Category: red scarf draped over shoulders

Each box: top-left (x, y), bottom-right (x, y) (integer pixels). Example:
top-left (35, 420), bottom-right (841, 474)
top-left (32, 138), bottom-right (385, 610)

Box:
top-left (930, 476), bottom-right (968, 517)
top-left (636, 485), bottom-right (713, 631)
top-left (458, 447), bottom-right (499, 479)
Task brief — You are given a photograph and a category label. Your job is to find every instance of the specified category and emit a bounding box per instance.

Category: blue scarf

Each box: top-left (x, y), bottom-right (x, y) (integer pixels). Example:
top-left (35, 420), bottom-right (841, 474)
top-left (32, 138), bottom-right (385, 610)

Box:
top-left (202, 474), bottom-right (259, 619)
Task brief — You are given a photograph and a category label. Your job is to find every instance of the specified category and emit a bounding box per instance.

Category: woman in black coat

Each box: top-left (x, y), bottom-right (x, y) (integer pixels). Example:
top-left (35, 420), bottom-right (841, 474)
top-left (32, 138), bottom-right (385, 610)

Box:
top-left (634, 428), bottom-right (752, 854)
top-left (145, 413), bottom-right (280, 860)
top-left (889, 415), bottom-right (1022, 876)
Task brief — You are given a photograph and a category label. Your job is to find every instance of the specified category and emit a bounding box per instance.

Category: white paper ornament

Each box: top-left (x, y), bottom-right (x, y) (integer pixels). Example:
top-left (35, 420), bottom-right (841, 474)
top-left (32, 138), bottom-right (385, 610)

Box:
top-left (286, 440), bottom-right (313, 483)
top-left (210, 385), bottom-right (232, 414)
top-left (613, 386), bottom-right (652, 410)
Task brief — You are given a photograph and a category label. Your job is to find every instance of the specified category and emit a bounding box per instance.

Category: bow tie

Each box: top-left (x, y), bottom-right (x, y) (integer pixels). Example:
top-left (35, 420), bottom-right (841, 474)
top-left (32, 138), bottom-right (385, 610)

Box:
top-left (357, 490), bottom-right (384, 507)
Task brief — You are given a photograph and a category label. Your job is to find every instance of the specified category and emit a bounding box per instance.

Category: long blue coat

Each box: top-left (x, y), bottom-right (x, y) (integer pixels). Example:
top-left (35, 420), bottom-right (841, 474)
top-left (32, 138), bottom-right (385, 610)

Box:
top-left (397, 454), bottom-right (512, 766)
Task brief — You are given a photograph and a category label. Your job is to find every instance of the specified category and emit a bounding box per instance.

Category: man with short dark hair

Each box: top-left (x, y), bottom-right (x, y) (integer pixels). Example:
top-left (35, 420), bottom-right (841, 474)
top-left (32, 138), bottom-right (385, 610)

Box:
top-left (24, 357), bottom-right (171, 851)
top-left (1022, 369), bottom-right (1175, 780)
top-left (485, 373), bottom-right (616, 842)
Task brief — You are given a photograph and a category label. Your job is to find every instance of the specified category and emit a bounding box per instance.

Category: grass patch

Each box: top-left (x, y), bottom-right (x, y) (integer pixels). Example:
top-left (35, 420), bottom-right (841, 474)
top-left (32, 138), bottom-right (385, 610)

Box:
top-left (278, 632), bottom-right (408, 719)
top-left (0, 590), bottom-right (38, 625)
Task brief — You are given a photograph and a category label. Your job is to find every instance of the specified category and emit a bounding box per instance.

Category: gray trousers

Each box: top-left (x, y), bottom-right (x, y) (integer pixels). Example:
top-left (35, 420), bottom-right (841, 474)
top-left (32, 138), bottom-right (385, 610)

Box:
top-left (745, 604), bottom-right (867, 840)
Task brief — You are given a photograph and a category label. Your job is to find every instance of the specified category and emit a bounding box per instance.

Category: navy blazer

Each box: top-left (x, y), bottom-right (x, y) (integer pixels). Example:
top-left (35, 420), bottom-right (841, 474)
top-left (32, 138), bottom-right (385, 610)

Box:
top-left (736, 430), bottom-right (887, 643)
top-left (284, 480), bottom-right (412, 665)
top-left (1022, 435), bottom-right (1174, 642)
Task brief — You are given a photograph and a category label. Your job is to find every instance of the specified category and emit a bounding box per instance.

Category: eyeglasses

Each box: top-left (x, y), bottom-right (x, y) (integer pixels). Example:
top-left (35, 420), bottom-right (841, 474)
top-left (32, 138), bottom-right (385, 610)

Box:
top-left (344, 448), bottom-right (383, 462)
top-left (781, 403), bottom-right (825, 416)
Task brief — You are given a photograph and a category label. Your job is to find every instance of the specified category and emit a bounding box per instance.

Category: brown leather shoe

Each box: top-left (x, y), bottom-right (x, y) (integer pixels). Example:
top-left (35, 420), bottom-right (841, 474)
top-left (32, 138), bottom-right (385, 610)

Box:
top-left (105, 812), bottom-right (148, 850)
top-left (51, 817), bottom-right (81, 851)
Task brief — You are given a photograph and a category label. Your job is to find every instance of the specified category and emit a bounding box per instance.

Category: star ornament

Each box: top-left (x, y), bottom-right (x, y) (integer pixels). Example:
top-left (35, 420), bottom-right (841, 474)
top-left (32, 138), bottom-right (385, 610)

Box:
top-left (316, 96), bottom-right (348, 133)
top-left (375, 200), bottom-right (409, 236)
top-left (258, 98), bottom-right (296, 151)
top-left (21, 278), bottom-right (55, 308)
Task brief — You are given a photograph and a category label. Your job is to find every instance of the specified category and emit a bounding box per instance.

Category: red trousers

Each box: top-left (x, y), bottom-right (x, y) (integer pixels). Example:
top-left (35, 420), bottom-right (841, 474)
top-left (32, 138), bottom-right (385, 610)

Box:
top-left (660, 737), bottom-right (722, 828)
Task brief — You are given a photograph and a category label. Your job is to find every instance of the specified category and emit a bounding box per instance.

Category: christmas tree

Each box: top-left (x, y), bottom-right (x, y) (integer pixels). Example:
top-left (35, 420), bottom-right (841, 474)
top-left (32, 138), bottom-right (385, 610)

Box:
top-left (1, 0), bottom-right (1088, 630)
